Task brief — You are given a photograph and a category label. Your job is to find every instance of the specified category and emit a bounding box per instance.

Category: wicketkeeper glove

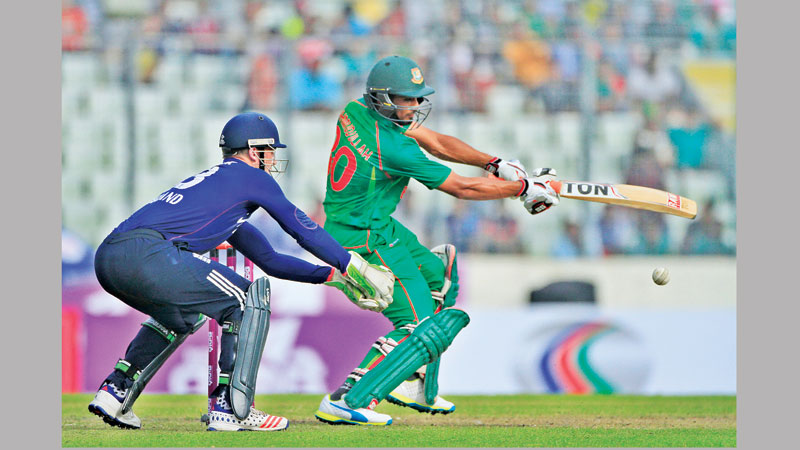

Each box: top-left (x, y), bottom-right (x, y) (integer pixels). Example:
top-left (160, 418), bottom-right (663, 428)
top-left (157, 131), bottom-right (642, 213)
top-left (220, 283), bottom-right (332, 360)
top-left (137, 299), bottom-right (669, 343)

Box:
top-left (324, 251), bottom-right (395, 312)
top-left (518, 168), bottom-right (560, 215)
top-left (485, 157), bottom-right (529, 181)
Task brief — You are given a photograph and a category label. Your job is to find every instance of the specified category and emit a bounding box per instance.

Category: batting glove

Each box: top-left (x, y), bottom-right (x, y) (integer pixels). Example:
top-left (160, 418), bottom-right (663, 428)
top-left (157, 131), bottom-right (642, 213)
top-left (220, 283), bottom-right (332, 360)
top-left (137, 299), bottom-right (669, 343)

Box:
top-left (485, 157), bottom-right (529, 181)
top-left (519, 175), bottom-right (560, 215)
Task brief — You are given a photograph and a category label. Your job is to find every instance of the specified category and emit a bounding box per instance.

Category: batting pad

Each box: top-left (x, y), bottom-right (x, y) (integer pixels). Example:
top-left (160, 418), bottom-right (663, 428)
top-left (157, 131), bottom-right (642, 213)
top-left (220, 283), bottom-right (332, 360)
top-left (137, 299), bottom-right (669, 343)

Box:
top-left (230, 277), bottom-right (271, 420)
top-left (344, 308), bottom-right (469, 410)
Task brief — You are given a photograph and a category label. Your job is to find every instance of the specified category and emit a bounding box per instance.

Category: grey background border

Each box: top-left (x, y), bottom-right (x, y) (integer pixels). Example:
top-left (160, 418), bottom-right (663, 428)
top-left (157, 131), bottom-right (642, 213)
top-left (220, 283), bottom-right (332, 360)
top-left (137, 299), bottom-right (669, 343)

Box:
top-left (15, 0), bottom-right (779, 448)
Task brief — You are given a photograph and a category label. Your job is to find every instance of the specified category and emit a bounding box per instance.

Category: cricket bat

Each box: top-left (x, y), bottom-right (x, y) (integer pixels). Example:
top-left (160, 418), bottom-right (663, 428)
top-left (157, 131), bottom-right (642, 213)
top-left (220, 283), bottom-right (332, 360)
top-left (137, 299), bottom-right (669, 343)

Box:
top-left (549, 180), bottom-right (697, 219)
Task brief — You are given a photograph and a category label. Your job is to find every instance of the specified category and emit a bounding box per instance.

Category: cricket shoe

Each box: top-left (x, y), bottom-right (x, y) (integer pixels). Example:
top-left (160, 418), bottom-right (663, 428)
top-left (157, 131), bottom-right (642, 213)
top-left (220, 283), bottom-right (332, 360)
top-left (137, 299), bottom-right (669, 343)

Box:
top-left (88, 381), bottom-right (142, 429)
top-left (206, 391), bottom-right (289, 431)
top-left (386, 378), bottom-right (455, 414)
top-left (315, 394), bottom-right (392, 426)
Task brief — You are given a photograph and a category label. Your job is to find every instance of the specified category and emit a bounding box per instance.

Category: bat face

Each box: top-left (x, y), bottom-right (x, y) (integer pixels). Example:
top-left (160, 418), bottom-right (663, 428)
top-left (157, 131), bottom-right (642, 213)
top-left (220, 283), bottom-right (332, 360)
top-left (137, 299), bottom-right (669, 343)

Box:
top-left (549, 180), bottom-right (697, 219)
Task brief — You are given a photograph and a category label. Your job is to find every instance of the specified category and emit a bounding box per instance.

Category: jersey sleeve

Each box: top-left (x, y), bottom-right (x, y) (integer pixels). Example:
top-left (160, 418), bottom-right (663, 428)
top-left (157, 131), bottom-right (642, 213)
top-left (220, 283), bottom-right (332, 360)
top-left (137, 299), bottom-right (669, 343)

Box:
top-left (228, 222), bottom-right (334, 283)
top-left (380, 140), bottom-right (452, 190)
top-left (246, 172), bottom-right (351, 273)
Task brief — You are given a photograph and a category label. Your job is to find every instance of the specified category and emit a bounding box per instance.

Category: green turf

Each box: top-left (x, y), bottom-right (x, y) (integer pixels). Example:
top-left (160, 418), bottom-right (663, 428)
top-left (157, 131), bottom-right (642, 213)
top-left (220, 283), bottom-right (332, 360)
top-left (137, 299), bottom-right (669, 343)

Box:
top-left (63, 393), bottom-right (736, 447)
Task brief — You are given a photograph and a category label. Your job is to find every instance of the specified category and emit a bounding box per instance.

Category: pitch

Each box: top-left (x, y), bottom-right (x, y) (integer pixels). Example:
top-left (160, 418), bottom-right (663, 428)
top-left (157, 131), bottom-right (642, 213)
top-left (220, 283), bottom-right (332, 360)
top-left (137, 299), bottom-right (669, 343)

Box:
top-left (63, 393), bottom-right (735, 447)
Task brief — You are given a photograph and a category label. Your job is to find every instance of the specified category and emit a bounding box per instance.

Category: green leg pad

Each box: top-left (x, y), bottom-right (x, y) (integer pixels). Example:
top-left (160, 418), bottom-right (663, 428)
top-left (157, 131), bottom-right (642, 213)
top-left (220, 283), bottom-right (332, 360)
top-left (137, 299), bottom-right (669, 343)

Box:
top-left (230, 277), bottom-right (271, 420)
top-left (344, 308), bottom-right (469, 409)
top-left (424, 358), bottom-right (440, 404)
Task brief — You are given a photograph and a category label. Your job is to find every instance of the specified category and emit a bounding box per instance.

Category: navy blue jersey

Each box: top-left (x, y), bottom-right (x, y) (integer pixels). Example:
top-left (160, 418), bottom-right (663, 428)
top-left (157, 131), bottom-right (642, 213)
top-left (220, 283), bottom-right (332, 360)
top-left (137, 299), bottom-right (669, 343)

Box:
top-left (114, 158), bottom-right (350, 283)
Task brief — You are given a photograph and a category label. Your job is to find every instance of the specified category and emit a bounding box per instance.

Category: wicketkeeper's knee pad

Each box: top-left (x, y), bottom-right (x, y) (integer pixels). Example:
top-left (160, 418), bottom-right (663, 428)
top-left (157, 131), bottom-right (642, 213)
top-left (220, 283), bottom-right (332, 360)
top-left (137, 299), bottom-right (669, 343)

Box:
top-left (344, 308), bottom-right (470, 409)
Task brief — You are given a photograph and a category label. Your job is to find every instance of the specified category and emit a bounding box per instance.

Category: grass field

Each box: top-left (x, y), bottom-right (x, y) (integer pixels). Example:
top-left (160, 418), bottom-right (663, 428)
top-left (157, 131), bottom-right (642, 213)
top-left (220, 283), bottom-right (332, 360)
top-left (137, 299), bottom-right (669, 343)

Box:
top-left (63, 393), bottom-right (736, 447)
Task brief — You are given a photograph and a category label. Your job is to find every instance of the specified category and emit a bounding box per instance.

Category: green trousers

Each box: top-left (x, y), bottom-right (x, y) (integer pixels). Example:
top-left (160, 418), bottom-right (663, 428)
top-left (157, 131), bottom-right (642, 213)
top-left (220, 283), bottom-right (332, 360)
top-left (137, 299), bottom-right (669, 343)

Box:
top-left (325, 218), bottom-right (445, 371)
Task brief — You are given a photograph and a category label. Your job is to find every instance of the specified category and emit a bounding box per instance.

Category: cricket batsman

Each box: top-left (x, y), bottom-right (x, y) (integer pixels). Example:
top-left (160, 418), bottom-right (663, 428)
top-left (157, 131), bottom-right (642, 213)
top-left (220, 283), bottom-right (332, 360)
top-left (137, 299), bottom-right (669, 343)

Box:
top-left (88, 112), bottom-right (395, 431)
top-left (314, 55), bottom-right (560, 426)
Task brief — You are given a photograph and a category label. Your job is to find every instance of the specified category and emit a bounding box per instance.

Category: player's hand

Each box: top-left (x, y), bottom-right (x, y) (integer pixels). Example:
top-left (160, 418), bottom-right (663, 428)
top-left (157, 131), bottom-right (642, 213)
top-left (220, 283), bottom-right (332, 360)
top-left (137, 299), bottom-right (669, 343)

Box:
top-left (325, 269), bottom-right (387, 311)
top-left (520, 175), bottom-right (560, 215)
top-left (485, 157), bottom-right (528, 181)
top-left (520, 167), bottom-right (557, 201)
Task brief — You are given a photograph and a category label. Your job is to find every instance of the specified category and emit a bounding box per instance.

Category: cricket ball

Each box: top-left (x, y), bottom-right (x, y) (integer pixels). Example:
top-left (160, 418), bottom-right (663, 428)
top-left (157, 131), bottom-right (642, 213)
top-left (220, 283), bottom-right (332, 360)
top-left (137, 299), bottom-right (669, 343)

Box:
top-left (652, 267), bottom-right (670, 286)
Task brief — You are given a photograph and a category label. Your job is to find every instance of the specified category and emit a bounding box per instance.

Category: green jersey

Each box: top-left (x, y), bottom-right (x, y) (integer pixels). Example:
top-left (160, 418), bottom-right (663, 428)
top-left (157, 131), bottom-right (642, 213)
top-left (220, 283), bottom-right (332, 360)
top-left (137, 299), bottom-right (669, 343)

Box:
top-left (323, 99), bottom-right (452, 229)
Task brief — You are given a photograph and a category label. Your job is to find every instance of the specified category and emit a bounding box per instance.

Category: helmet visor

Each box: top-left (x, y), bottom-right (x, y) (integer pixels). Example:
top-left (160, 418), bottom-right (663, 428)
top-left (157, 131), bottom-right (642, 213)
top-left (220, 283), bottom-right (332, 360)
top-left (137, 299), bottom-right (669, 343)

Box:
top-left (366, 91), bottom-right (433, 130)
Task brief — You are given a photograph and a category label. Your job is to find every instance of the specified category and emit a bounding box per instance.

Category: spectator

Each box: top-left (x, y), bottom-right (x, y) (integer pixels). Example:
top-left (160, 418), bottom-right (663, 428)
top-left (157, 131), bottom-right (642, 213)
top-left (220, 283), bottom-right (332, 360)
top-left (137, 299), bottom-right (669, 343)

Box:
top-left (502, 22), bottom-right (552, 111)
top-left (551, 218), bottom-right (601, 259)
top-left (445, 199), bottom-right (482, 253)
top-left (625, 147), bottom-right (668, 192)
top-left (62, 0), bottom-right (89, 52)
top-left (681, 200), bottom-right (734, 255)
top-left (627, 48), bottom-right (680, 107)
top-left (503, 22), bottom-right (552, 91)
top-left (246, 52), bottom-right (279, 110)
top-left (331, 3), bottom-right (373, 37)
top-left (632, 116), bottom-right (675, 169)
top-left (644, 0), bottom-right (686, 48)
top-left (598, 21), bottom-right (631, 76)
top-left (545, 27), bottom-right (581, 112)
top-left (598, 206), bottom-right (638, 255)
top-left (187, 0), bottom-right (222, 54)
top-left (522, 0), bottom-right (557, 40)
top-left (288, 39), bottom-right (343, 111)
top-left (481, 200), bottom-right (522, 254)
top-left (627, 213), bottom-right (671, 255)
top-left (596, 58), bottom-right (627, 112)
top-left (666, 105), bottom-right (713, 170)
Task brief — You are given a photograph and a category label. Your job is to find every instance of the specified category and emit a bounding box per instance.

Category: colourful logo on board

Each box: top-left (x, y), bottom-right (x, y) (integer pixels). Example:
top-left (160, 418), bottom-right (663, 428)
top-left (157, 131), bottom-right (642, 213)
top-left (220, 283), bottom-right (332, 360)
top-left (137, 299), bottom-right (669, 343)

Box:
top-left (516, 320), bottom-right (650, 394)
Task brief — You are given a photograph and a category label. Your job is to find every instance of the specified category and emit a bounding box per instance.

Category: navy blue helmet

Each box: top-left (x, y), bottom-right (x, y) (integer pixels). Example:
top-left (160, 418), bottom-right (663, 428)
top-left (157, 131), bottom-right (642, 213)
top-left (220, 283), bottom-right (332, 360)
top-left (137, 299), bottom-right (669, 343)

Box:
top-left (219, 112), bottom-right (286, 154)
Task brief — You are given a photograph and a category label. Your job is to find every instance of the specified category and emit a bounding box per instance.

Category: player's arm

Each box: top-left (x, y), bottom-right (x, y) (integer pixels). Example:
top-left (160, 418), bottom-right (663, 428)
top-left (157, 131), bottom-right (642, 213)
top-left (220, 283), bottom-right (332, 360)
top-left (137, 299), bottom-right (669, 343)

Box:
top-left (229, 222), bottom-right (334, 283)
top-left (436, 171), bottom-right (526, 200)
top-left (406, 125), bottom-right (528, 180)
top-left (436, 171), bottom-right (560, 214)
top-left (249, 176), bottom-right (395, 310)
top-left (230, 222), bottom-right (393, 312)
top-left (406, 125), bottom-right (493, 166)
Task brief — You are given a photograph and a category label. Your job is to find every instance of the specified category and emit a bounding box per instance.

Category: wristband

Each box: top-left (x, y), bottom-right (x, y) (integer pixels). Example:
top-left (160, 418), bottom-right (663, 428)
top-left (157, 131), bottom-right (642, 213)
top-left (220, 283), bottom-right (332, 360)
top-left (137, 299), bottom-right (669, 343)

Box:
top-left (516, 179), bottom-right (529, 197)
top-left (484, 157), bottom-right (501, 174)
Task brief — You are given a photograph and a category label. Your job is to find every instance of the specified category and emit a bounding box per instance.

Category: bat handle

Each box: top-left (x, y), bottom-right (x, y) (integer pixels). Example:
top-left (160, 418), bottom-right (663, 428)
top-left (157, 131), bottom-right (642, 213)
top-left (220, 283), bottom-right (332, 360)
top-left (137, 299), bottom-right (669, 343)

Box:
top-left (549, 180), bottom-right (562, 194)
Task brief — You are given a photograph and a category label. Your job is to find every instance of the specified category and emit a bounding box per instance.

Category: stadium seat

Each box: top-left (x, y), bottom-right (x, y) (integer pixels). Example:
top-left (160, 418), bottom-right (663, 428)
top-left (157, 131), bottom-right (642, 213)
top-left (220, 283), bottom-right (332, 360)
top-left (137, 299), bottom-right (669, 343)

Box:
top-left (153, 54), bottom-right (187, 87)
top-left (62, 53), bottom-right (103, 87)
top-left (598, 112), bottom-right (641, 155)
top-left (555, 113), bottom-right (581, 157)
top-left (486, 85), bottom-right (525, 118)
top-left (88, 87), bottom-right (125, 119)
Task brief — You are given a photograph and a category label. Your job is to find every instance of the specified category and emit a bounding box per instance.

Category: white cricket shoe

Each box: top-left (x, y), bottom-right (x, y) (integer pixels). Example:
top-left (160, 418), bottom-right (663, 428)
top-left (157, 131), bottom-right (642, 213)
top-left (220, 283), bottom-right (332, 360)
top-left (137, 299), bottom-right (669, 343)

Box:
top-left (386, 378), bottom-right (455, 414)
top-left (315, 394), bottom-right (392, 426)
top-left (88, 381), bottom-right (142, 429)
top-left (206, 392), bottom-right (289, 431)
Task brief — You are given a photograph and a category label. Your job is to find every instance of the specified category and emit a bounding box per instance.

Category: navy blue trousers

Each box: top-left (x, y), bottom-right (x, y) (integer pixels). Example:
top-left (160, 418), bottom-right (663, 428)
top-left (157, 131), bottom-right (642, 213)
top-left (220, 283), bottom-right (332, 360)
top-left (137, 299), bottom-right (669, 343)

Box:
top-left (94, 228), bottom-right (251, 389)
top-left (95, 229), bottom-right (250, 333)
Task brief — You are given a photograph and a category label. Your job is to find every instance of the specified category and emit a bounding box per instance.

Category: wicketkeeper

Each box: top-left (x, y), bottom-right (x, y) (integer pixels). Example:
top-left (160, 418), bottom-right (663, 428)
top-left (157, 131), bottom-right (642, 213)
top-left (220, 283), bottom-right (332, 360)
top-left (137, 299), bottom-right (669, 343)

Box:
top-left (88, 112), bottom-right (395, 431)
top-left (314, 56), bottom-right (560, 426)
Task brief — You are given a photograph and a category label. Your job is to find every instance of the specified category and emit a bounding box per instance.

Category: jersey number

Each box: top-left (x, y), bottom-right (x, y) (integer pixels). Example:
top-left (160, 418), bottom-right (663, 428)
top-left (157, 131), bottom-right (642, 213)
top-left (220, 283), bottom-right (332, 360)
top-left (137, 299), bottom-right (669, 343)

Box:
top-left (174, 166), bottom-right (220, 189)
top-left (329, 146), bottom-right (356, 192)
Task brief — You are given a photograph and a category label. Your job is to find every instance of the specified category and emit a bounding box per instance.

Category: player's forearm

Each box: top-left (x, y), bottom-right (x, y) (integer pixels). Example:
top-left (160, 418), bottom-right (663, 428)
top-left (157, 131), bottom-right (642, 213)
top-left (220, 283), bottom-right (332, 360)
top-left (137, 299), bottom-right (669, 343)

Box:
top-left (229, 223), bottom-right (335, 283)
top-left (410, 127), bottom-right (493, 167)
top-left (438, 173), bottom-right (524, 200)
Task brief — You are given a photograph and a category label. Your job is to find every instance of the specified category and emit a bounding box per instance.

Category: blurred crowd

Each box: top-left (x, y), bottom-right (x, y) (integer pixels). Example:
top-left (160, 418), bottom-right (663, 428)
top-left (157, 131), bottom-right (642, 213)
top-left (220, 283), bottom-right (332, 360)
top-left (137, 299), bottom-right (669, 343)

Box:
top-left (63, 0), bottom-right (736, 257)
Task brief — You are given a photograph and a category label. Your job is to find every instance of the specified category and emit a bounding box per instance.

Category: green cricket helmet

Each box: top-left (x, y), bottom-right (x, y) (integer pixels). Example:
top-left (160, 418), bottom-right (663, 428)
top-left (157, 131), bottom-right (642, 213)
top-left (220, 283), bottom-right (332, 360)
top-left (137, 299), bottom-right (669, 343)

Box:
top-left (364, 55), bottom-right (435, 130)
